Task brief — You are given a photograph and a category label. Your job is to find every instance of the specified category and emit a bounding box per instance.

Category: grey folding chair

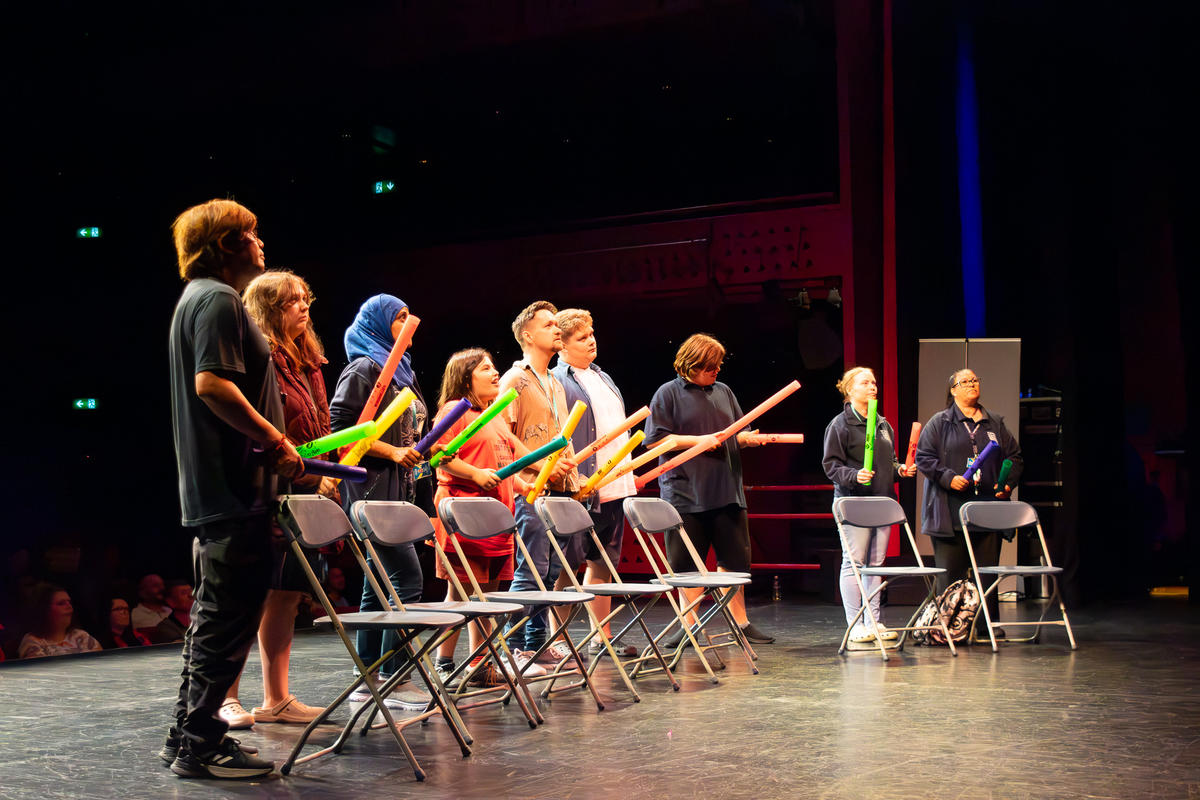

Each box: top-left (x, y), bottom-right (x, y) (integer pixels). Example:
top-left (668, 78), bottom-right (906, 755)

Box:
top-left (959, 500), bottom-right (1077, 652)
top-left (349, 500), bottom-right (540, 729)
top-left (275, 494), bottom-right (466, 781)
top-left (622, 497), bottom-right (758, 683)
top-left (535, 497), bottom-right (680, 701)
top-left (832, 496), bottom-right (956, 660)
top-left (437, 497), bottom-right (604, 710)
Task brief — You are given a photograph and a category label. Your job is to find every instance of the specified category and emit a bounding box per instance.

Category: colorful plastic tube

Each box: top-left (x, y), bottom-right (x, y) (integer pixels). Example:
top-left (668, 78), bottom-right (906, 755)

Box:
top-left (495, 436), bottom-right (568, 481)
top-left (296, 421), bottom-right (377, 458)
top-left (415, 398), bottom-right (472, 457)
top-left (962, 440), bottom-right (999, 482)
top-left (429, 388), bottom-right (518, 468)
top-left (575, 430), bottom-right (645, 500)
top-left (301, 458), bottom-right (367, 483)
top-left (741, 433), bottom-right (805, 445)
top-left (572, 406), bottom-right (650, 464)
top-left (862, 398), bottom-right (878, 484)
top-left (904, 422), bottom-right (923, 471)
top-left (996, 458), bottom-right (1013, 488)
top-left (354, 314), bottom-right (420, 427)
top-left (340, 388), bottom-right (415, 467)
top-left (635, 380), bottom-right (801, 490)
top-left (525, 400), bottom-right (587, 503)
top-left (596, 436), bottom-right (677, 491)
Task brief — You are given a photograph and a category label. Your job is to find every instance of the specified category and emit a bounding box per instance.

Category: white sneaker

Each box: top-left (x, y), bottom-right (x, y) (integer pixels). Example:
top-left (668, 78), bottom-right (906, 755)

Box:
top-left (218, 699), bottom-right (255, 729)
top-left (503, 649), bottom-right (547, 678)
top-left (535, 641), bottom-right (582, 669)
top-left (848, 624), bottom-right (876, 644)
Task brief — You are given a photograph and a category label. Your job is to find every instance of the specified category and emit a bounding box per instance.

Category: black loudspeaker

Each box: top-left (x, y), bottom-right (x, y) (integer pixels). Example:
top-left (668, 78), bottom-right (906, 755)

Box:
top-left (1018, 396), bottom-right (1063, 598)
top-left (1018, 397), bottom-right (1063, 505)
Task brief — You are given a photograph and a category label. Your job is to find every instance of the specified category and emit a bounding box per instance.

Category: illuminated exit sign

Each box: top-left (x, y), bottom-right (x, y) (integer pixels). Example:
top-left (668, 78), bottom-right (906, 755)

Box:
top-left (76, 227), bottom-right (102, 238)
top-left (73, 398), bottom-right (98, 410)
top-left (373, 180), bottom-right (396, 195)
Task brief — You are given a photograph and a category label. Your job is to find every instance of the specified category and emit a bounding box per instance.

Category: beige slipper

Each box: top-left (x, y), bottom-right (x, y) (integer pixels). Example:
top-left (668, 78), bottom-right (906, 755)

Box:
top-left (218, 698), bottom-right (255, 729)
top-left (251, 694), bottom-right (324, 724)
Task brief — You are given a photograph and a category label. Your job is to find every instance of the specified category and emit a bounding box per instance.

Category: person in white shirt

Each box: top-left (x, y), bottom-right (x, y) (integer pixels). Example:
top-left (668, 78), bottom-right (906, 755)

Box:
top-left (551, 309), bottom-right (640, 655)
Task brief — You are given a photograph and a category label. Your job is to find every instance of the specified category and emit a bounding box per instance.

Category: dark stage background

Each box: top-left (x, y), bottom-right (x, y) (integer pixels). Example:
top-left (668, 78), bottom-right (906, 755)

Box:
top-left (2, 0), bottom-right (1191, 656)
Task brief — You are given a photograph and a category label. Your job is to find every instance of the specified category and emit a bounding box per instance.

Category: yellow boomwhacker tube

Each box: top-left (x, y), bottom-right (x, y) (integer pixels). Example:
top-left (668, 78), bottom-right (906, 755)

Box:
top-left (572, 406), bottom-right (650, 465)
top-left (524, 400), bottom-right (587, 503)
top-left (574, 430), bottom-right (645, 500)
top-left (595, 436), bottom-right (676, 492)
top-left (339, 388), bottom-right (415, 467)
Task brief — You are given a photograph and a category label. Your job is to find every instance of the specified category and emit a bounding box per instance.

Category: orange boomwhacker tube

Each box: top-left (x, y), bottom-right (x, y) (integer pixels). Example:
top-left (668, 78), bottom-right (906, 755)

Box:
top-left (572, 406), bottom-right (650, 465)
top-left (354, 314), bottom-right (420, 427)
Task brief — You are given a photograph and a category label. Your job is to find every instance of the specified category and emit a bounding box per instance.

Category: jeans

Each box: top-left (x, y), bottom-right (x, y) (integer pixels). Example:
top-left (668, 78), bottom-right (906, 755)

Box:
top-left (509, 494), bottom-right (572, 650)
top-left (173, 516), bottom-right (273, 753)
top-left (838, 522), bottom-right (890, 626)
top-left (356, 541), bottom-right (422, 675)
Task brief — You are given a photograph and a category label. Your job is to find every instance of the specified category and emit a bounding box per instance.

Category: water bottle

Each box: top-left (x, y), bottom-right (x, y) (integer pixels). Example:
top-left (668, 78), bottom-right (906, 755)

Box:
top-left (772, 575), bottom-right (782, 602)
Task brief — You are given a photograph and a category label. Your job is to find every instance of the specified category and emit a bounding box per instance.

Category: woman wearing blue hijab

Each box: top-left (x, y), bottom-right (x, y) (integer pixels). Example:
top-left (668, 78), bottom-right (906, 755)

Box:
top-left (329, 294), bottom-right (433, 702)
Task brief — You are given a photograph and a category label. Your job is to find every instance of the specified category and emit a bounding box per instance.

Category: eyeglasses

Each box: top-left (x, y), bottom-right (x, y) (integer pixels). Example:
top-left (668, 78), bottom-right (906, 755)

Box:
top-left (284, 295), bottom-right (314, 308)
top-left (953, 377), bottom-right (981, 387)
top-left (112, 605), bottom-right (130, 612)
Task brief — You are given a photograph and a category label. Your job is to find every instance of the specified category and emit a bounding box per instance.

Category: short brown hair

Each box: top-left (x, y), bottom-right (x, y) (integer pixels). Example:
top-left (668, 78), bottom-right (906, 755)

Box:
top-left (172, 199), bottom-right (257, 281)
top-left (243, 270), bottom-right (325, 371)
top-left (438, 348), bottom-right (494, 409)
top-left (835, 367), bottom-right (875, 398)
top-left (511, 300), bottom-right (558, 347)
top-left (555, 308), bottom-right (593, 341)
top-left (674, 333), bottom-right (726, 378)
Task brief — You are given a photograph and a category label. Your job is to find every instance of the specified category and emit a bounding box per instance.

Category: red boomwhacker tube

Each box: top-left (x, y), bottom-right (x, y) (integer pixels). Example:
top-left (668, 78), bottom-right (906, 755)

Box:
top-left (634, 380), bottom-right (801, 489)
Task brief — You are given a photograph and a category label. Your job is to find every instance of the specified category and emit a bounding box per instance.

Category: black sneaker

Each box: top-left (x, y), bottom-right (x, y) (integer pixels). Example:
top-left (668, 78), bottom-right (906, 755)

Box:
top-left (171, 737), bottom-right (273, 779)
top-left (160, 728), bottom-right (258, 766)
top-left (159, 728), bottom-right (182, 766)
top-left (739, 622), bottom-right (775, 644)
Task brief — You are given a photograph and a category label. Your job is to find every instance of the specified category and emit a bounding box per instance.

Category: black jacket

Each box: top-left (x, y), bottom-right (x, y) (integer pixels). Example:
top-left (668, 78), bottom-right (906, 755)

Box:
top-left (822, 403), bottom-right (900, 497)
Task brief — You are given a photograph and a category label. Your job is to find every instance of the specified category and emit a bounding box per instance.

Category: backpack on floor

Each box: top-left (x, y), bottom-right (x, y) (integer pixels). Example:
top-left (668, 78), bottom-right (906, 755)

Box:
top-left (911, 579), bottom-right (981, 645)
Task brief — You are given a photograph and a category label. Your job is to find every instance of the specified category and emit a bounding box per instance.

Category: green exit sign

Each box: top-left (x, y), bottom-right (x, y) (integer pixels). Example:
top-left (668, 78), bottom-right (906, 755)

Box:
top-left (76, 227), bottom-right (102, 238)
top-left (73, 398), bottom-right (98, 410)
top-left (373, 180), bottom-right (396, 195)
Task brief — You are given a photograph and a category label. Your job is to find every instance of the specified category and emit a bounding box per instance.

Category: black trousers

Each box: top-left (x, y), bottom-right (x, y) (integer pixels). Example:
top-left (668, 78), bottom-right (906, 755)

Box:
top-left (173, 515), bottom-right (273, 753)
top-left (933, 529), bottom-right (1000, 618)
top-left (668, 504), bottom-right (752, 575)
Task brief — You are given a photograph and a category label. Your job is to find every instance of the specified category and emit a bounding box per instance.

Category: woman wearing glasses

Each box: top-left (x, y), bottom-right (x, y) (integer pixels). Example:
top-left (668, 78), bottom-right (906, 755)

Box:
top-left (915, 368), bottom-right (1023, 604)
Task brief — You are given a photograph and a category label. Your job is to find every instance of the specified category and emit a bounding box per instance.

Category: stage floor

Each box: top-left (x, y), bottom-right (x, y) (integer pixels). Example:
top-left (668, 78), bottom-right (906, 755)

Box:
top-left (1, 596), bottom-right (1197, 799)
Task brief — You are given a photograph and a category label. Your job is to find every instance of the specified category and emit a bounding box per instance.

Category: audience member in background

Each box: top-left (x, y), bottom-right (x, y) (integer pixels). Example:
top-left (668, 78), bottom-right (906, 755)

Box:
top-left (151, 581), bottom-right (194, 644)
top-left (18, 583), bottom-right (101, 658)
top-left (132, 573), bottom-right (170, 633)
top-left (96, 596), bottom-right (152, 649)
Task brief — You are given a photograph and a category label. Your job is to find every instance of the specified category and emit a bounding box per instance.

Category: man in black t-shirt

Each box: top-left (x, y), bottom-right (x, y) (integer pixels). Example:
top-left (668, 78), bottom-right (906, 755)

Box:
top-left (160, 199), bottom-right (302, 780)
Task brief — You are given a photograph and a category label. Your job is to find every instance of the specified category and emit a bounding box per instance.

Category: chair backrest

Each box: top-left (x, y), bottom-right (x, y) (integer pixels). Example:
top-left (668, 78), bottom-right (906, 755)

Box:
top-left (622, 497), bottom-right (683, 534)
top-left (959, 500), bottom-right (1039, 531)
top-left (278, 494), bottom-right (354, 548)
top-left (351, 500), bottom-right (436, 546)
top-left (438, 496), bottom-right (517, 540)
top-left (832, 496), bottom-right (907, 529)
top-left (536, 497), bottom-right (595, 538)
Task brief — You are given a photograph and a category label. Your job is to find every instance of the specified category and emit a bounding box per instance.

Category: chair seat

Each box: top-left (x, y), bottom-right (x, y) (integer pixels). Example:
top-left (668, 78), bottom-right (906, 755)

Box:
top-left (670, 570), bottom-right (751, 580)
top-left (486, 590), bottom-right (595, 605)
top-left (314, 611), bottom-right (466, 630)
top-left (408, 600), bottom-right (525, 617)
top-left (860, 566), bottom-right (945, 576)
top-left (580, 582), bottom-right (671, 597)
top-left (977, 565), bottom-right (1063, 576)
top-left (653, 575), bottom-right (752, 589)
